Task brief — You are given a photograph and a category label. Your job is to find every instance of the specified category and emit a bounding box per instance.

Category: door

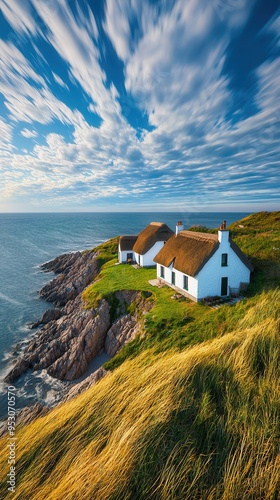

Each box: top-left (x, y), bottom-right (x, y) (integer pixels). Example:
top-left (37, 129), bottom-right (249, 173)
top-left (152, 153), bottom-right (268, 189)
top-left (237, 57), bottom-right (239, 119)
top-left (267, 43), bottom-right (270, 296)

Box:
top-left (221, 277), bottom-right (228, 296)
top-left (127, 252), bottom-right (133, 263)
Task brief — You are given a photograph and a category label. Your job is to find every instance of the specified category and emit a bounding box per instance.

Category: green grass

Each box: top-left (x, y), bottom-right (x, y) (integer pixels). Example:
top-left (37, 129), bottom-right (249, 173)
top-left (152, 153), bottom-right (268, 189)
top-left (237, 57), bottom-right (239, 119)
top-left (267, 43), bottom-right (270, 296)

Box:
top-left (83, 261), bottom-right (155, 308)
top-left (85, 236), bottom-right (119, 268)
top-left (83, 259), bottom-right (198, 326)
top-left (228, 211), bottom-right (280, 294)
top-left (230, 211), bottom-right (280, 232)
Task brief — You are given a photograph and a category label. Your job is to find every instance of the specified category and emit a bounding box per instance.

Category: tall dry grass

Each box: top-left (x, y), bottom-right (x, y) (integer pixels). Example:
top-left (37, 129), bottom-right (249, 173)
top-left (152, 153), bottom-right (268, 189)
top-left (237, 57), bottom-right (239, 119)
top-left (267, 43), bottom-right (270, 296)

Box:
top-left (0, 289), bottom-right (279, 499)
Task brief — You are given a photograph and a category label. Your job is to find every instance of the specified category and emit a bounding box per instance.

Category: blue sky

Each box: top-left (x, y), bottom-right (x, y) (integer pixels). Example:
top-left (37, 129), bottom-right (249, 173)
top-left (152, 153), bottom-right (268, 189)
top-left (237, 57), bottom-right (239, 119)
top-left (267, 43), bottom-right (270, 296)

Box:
top-left (0, 0), bottom-right (279, 212)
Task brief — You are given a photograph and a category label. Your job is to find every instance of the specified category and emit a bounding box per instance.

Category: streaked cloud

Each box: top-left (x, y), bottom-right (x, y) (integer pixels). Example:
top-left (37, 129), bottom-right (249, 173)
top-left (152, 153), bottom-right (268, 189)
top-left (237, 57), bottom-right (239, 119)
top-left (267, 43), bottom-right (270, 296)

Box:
top-left (0, 0), bottom-right (37, 35)
top-left (0, 0), bottom-right (279, 212)
top-left (52, 72), bottom-right (68, 90)
top-left (20, 128), bottom-right (38, 138)
top-left (0, 119), bottom-right (13, 150)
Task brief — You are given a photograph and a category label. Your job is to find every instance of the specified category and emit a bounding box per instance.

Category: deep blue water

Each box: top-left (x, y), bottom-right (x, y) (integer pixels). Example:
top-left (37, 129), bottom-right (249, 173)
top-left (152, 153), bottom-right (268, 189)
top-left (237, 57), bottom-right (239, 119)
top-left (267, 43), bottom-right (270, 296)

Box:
top-left (0, 212), bottom-right (249, 418)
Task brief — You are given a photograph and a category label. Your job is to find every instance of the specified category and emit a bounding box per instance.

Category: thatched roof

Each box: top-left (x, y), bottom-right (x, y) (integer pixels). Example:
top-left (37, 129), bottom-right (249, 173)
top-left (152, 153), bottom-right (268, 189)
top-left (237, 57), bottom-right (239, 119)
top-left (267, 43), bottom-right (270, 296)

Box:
top-left (154, 230), bottom-right (218, 276)
top-left (154, 230), bottom-right (253, 276)
top-left (119, 235), bottom-right (138, 251)
top-left (133, 222), bottom-right (174, 255)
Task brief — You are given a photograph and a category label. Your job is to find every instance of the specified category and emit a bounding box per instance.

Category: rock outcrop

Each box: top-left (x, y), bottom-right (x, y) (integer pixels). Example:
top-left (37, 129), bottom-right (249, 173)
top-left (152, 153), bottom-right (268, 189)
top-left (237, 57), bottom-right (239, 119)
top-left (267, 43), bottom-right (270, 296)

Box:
top-left (45, 298), bottom-right (110, 380)
top-left (4, 250), bottom-right (152, 384)
top-left (31, 307), bottom-right (61, 328)
top-left (5, 296), bottom-right (110, 382)
top-left (105, 314), bottom-right (140, 357)
top-left (40, 250), bottom-right (100, 306)
top-left (63, 367), bottom-right (109, 402)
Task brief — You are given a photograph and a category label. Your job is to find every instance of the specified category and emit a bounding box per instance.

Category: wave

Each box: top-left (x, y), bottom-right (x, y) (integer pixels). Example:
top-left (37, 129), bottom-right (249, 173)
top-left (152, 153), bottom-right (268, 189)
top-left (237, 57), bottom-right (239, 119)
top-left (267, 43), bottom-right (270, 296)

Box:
top-left (0, 292), bottom-right (23, 306)
top-left (15, 370), bottom-right (68, 408)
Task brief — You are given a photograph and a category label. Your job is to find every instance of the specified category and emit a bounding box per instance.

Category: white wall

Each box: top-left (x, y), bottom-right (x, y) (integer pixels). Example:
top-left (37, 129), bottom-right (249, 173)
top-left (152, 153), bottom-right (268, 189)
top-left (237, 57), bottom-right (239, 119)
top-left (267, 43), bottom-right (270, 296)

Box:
top-left (118, 250), bottom-right (135, 263)
top-left (156, 231), bottom-right (251, 301)
top-left (173, 268), bottom-right (198, 298)
top-left (156, 264), bottom-right (198, 301)
top-left (135, 241), bottom-right (165, 267)
top-left (197, 235), bottom-right (251, 299)
top-left (134, 252), bottom-right (141, 266)
top-left (118, 243), bottom-right (135, 263)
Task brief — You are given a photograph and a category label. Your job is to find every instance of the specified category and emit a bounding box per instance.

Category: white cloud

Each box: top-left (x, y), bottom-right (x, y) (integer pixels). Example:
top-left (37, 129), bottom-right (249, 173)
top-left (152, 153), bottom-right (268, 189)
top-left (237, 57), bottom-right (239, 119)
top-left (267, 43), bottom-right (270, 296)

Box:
top-left (263, 11), bottom-right (280, 47)
top-left (0, 119), bottom-right (13, 148)
top-left (20, 128), bottom-right (38, 138)
top-left (103, 0), bottom-right (137, 62)
top-left (31, 0), bottom-right (122, 126)
top-left (0, 39), bottom-right (88, 127)
top-left (52, 72), bottom-right (68, 90)
top-left (0, 40), bottom-right (44, 86)
top-left (0, 0), bottom-right (37, 35)
top-left (256, 57), bottom-right (280, 113)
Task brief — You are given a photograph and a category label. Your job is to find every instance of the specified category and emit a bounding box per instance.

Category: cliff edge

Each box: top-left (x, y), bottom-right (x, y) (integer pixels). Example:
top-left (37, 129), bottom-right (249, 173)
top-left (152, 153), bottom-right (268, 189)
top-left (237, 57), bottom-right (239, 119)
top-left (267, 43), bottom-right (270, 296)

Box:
top-left (4, 240), bottom-right (150, 383)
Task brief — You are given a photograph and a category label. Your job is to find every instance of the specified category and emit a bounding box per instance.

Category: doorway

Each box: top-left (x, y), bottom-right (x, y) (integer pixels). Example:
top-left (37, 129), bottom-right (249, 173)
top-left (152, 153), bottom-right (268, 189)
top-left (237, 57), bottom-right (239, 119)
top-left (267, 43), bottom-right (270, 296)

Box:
top-left (127, 253), bottom-right (133, 264)
top-left (221, 277), bottom-right (228, 296)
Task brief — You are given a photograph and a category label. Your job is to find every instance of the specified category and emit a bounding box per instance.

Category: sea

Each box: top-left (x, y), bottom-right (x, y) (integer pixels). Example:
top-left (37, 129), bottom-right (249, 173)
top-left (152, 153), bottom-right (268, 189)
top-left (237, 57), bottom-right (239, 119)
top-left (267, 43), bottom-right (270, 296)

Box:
top-left (0, 212), bottom-right (249, 419)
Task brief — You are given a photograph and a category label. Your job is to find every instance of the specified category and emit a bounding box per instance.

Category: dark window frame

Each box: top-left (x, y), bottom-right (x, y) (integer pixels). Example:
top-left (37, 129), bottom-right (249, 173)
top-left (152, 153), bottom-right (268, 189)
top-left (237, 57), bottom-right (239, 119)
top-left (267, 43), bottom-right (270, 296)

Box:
top-left (160, 266), bottom-right (165, 278)
top-left (172, 271), bottom-right (176, 285)
top-left (183, 275), bottom-right (188, 290)
top-left (221, 253), bottom-right (228, 267)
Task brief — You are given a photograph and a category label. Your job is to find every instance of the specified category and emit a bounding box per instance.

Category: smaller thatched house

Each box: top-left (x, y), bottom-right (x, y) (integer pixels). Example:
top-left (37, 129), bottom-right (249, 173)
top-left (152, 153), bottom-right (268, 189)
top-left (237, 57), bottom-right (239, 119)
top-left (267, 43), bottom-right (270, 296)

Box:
top-left (118, 235), bottom-right (138, 264)
top-left (133, 222), bottom-right (174, 267)
top-left (118, 222), bottom-right (174, 267)
top-left (154, 221), bottom-right (253, 302)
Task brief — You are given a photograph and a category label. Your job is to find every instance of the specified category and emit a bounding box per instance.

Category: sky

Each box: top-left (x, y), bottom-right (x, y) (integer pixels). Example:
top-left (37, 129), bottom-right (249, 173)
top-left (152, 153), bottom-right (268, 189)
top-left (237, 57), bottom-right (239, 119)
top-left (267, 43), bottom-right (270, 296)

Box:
top-left (0, 0), bottom-right (279, 213)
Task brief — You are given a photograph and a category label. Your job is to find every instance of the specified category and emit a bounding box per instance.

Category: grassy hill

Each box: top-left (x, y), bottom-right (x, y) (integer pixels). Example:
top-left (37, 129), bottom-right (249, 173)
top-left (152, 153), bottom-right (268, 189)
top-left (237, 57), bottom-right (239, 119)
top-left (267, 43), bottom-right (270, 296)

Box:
top-left (0, 211), bottom-right (279, 499)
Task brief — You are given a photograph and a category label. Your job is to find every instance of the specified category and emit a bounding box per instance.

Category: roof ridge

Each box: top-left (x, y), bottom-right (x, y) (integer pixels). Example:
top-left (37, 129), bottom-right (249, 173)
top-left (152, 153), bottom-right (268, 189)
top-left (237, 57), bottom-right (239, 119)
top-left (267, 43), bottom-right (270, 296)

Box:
top-left (133, 222), bottom-right (174, 254)
top-left (179, 230), bottom-right (218, 240)
top-left (120, 235), bottom-right (138, 238)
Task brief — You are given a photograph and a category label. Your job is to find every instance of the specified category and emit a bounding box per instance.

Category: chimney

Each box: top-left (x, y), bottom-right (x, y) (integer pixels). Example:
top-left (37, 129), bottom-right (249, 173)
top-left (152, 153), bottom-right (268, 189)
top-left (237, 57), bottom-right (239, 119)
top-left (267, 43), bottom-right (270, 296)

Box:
top-left (176, 221), bottom-right (184, 236)
top-left (218, 220), bottom-right (229, 243)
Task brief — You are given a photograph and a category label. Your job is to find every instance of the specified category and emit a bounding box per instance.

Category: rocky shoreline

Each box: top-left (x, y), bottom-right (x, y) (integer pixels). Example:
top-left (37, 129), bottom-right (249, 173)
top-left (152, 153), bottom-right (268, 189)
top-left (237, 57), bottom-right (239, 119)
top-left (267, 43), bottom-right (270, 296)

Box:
top-left (1, 246), bottom-right (151, 434)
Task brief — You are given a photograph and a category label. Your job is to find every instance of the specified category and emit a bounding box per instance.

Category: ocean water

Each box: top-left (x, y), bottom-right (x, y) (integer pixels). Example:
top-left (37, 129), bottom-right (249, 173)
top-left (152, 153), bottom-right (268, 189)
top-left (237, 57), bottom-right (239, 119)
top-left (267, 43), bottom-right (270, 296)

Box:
top-left (0, 212), bottom-right (249, 418)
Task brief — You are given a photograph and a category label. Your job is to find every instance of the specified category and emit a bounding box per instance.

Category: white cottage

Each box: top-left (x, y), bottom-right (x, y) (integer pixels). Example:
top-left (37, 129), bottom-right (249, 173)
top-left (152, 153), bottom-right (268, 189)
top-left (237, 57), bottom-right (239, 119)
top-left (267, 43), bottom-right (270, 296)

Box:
top-left (118, 235), bottom-right (138, 264)
top-left (118, 222), bottom-right (174, 267)
top-left (154, 221), bottom-right (254, 302)
top-left (133, 222), bottom-right (174, 267)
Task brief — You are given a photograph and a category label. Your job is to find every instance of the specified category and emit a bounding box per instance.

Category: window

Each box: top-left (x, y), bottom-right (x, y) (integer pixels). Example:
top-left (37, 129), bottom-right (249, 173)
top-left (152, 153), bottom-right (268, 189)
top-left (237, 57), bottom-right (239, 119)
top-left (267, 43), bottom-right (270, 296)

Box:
top-left (172, 271), bottom-right (176, 285)
top-left (221, 253), bottom-right (228, 267)
top-left (183, 275), bottom-right (188, 290)
top-left (160, 266), bottom-right (165, 278)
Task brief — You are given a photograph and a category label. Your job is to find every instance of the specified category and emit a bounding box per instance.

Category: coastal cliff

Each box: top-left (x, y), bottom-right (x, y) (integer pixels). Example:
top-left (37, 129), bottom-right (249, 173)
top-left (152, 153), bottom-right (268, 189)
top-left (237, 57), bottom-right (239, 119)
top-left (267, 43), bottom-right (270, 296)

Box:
top-left (1, 212), bottom-right (280, 499)
top-left (4, 240), bottom-right (150, 384)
